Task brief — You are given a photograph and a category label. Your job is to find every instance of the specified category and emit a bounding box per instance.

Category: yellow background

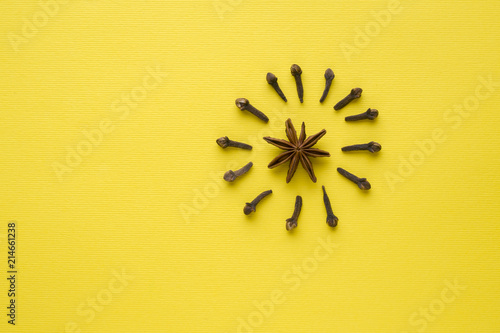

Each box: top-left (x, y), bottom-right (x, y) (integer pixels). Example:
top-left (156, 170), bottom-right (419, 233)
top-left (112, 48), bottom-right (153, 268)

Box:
top-left (1, 0), bottom-right (500, 332)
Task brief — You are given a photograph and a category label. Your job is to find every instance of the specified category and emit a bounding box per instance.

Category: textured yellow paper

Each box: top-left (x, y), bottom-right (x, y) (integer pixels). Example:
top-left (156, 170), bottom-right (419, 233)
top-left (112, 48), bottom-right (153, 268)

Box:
top-left (1, 0), bottom-right (500, 332)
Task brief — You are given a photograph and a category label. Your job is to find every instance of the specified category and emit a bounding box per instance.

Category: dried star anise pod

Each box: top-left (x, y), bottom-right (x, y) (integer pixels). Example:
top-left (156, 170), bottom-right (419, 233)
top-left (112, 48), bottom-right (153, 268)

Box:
top-left (263, 118), bottom-right (330, 183)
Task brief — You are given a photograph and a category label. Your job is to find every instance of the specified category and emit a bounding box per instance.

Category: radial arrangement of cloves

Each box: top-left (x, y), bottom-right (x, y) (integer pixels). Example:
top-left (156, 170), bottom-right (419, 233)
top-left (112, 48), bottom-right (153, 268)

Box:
top-left (217, 64), bottom-right (382, 231)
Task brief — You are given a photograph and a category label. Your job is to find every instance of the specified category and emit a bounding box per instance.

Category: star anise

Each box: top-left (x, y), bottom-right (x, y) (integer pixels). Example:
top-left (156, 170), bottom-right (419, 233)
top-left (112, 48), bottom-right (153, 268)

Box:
top-left (264, 118), bottom-right (330, 183)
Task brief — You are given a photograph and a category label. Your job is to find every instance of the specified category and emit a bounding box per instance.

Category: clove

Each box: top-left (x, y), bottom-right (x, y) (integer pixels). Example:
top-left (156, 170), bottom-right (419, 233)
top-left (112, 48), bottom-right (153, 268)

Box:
top-left (266, 73), bottom-right (287, 102)
top-left (334, 88), bottom-right (362, 110)
top-left (244, 190), bottom-right (272, 215)
top-left (224, 162), bottom-right (253, 182)
top-left (337, 167), bottom-right (371, 190)
top-left (290, 64), bottom-right (304, 103)
top-left (216, 136), bottom-right (252, 150)
top-left (322, 186), bottom-right (338, 227)
top-left (286, 195), bottom-right (302, 231)
top-left (341, 141), bottom-right (381, 153)
top-left (319, 68), bottom-right (335, 103)
top-left (235, 98), bottom-right (269, 123)
top-left (345, 108), bottom-right (378, 121)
